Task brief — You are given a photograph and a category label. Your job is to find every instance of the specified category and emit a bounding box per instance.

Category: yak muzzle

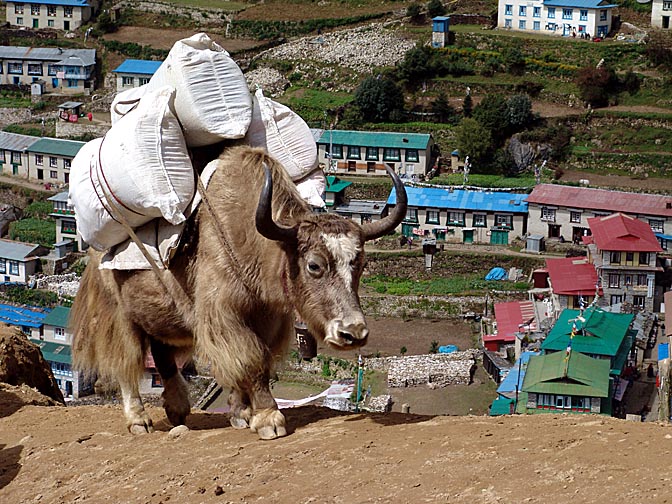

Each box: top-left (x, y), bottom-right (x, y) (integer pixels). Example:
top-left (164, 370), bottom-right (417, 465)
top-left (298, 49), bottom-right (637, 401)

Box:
top-left (324, 320), bottom-right (369, 348)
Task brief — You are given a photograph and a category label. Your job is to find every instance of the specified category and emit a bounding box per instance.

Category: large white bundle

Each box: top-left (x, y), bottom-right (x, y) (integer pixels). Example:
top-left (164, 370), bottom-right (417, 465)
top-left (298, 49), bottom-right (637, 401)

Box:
top-left (295, 168), bottom-right (326, 209)
top-left (245, 88), bottom-right (318, 181)
top-left (110, 84), bottom-right (148, 125)
top-left (68, 86), bottom-right (195, 251)
top-left (146, 32), bottom-right (252, 147)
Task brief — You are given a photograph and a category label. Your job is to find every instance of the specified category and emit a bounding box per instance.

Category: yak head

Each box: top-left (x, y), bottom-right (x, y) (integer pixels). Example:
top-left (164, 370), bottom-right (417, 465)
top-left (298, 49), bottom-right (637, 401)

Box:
top-left (255, 165), bottom-right (407, 349)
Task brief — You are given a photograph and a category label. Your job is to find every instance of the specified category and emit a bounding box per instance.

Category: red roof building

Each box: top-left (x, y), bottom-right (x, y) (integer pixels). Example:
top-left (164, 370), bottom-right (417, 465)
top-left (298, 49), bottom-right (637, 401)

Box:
top-left (545, 257), bottom-right (600, 311)
top-left (588, 213), bottom-right (663, 252)
top-left (482, 300), bottom-right (537, 352)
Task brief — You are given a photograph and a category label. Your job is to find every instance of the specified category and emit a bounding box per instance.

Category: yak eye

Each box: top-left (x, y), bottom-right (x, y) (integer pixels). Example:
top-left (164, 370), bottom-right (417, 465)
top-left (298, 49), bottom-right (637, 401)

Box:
top-left (306, 257), bottom-right (326, 277)
top-left (308, 261), bottom-right (321, 273)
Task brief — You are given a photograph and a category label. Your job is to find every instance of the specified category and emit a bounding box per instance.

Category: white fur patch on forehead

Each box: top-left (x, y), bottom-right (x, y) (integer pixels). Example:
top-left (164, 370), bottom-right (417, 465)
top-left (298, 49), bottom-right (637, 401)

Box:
top-left (320, 233), bottom-right (361, 291)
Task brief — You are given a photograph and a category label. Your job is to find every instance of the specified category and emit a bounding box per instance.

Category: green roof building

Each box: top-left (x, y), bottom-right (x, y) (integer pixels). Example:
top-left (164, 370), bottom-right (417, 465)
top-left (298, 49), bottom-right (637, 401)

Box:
top-left (522, 349), bottom-right (611, 415)
top-left (26, 137), bottom-right (85, 187)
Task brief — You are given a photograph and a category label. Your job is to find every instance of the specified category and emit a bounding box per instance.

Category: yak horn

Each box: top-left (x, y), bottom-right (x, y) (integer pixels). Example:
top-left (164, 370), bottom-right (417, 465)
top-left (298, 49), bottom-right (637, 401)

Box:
top-left (256, 164), bottom-right (299, 243)
top-left (361, 165), bottom-right (408, 241)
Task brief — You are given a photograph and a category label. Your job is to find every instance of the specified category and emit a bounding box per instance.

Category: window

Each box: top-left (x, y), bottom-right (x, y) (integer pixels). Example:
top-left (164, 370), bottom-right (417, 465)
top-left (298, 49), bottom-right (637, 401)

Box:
top-left (533, 6), bottom-right (541, 17)
top-left (426, 210), bottom-right (440, 224)
top-left (49, 157), bottom-right (58, 168)
top-left (548, 7), bottom-right (555, 18)
top-left (519, 20), bottom-right (526, 29)
top-left (31, 4), bottom-right (40, 15)
top-left (54, 327), bottom-right (66, 341)
top-left (0, 151), bottom-right (4, 163)
top-left (347, 146), bottom-right (361, 159)
top-left (649, 219), bottom-right (664, 233)
top-left (664, 1), bottom-right (672, 10)
top-left (8, 260), bottom-right (19, 276)
top-left (448, 212), bottom-right (465, 226)
top-left (633, 296), bottom-right (646, 309)
top-left (533, 21), bottom-right (540, 30)
top-left (610, 251), bottom-right (621, 264)
top-left (27, 63), bottom-right (42, 76)
top-left (47, 65), bottom-right (58, 76)
top-left (64, 159), bottom-right (71, 169)
top-left (495, 214), bottom-right (512, 228)
top-left (329, 145), bottom-right (343, 159)
top-left (625, 275), bottom-right (632, 286)
top-left (637, 274), bottom-right (647, 286)
top-left (405, 149), bottom-right (419, 162)
top-left (541, 207), bottom-right (556, 222)
top-left (570, 211), bottom-right (581, 223)
top-left (10, 151), bottom-right (21, 165)
top-left (15, 5), bottom-right (23, 14)
top-left (139, 77), bottom-right (150, 85)
top-left (64, 6), bottom-right (73, 17)
top-left (505, 19), bottom-right (512, 28)
top-left (580, 9), bottom-right (588, 20)
top-left (608, 273), bottom-right (620, 288)
top-left (639, 252), bottom-right (649, 265)
top-left (48, 19), bottom-right (54, 27)
top-left (405, 208), bottom-right (418, 223)
top-left (383, 148), bottom-right (400, 161)
top-left (610, 294), bottom-right (623, 305)
top-left (35, 154), bottom-right (43, 166)
top-left (122, 76), bottom-right (133, 86)
top-left (47, 5), bottom-right (56, 16)
top-left (555, 395), bottom-right (570, 409)
top-left (50, 170), bottom-right (57, 179)
top-left (16, 17), bottom-right (23, 25)
top-left (7, 62), bottom-right (23, 74)
top-left (473, 214), bottom-right (487, 227)
top-left (562, 8), bottom-right (573, 20)
top-left (600, 10), bottom-right (607, 21)
top-left (505, 4), bottom-right (512, 16)
top-left (61, 220), bottom-right (76, 234)
top-left (366, 147), bottom-right (379, 160)
top-left (519, 5), bottom-right (527, 16)
top-left (0, 260), bottom-right (6, 274)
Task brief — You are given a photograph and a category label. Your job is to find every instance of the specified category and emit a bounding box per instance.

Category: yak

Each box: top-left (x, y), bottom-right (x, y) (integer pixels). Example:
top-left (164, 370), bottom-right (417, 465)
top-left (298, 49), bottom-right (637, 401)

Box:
top-left (71, 145), bottom-right (407, 440)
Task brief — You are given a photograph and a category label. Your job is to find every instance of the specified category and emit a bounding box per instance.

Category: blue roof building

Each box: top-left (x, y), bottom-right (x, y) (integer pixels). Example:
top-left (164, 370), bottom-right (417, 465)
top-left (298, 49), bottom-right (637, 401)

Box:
top-left (386, 185), bottom-right (528, 245)
top-left (112, 59), bottom-right (162, 92)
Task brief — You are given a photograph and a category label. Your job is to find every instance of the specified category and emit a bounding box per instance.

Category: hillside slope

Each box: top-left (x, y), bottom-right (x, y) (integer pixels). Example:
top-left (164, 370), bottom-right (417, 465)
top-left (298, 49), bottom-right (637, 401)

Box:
top-left (1, 387), bottom-right (670, 504)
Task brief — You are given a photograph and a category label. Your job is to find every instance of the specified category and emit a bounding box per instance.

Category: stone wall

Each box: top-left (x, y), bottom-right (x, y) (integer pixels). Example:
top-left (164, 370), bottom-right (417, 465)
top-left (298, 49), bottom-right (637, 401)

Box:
top-left (55, 120), bottom-right (110, 139)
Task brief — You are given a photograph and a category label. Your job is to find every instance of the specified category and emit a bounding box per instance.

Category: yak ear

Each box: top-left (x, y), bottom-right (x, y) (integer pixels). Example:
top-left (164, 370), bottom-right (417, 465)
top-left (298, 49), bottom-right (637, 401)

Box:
top-left (255, 164), bottom-right (299, 243)
top-left (361, 165), bottom-right (407, 241)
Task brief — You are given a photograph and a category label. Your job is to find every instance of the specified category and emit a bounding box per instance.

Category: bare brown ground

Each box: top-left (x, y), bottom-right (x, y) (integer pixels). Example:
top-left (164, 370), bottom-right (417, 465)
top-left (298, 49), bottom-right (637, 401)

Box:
top-left (234, 0), bottom-right (407, 21)
top-left (1, 388), bottom-right (671, 504)
top-left (559, 169), bottom-right (672, 193)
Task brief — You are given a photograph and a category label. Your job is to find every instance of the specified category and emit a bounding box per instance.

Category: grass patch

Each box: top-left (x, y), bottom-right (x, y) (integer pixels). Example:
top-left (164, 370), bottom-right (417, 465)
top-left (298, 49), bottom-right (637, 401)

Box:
top-left (431, 172), bottom-right (539, 188)
top-left (363, 274), bottom-right (529, 296)
top-left (280, 88), bottom-right (352, 124)
top-left (146, 0), bottom-right (247, 10)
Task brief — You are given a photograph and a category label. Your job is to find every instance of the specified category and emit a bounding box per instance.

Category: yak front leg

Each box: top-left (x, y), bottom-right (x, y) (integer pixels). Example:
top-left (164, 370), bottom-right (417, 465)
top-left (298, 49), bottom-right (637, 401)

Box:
top-left (150, 339), bottom-right (191, 427)
top-left (227, 388), bottom-right (253, 430)
top-left (119, 377), bottom-right (154, 434)
top-left (247, 372), bottom-right (287, 440)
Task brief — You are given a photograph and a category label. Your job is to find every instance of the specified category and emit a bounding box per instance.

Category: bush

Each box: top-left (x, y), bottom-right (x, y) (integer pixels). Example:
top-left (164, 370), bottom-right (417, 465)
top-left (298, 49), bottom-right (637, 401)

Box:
top-left (575, 65), bottom-right (619, 108)
top-left (353, 75), bottom-right (405, 122)
top-left (426, 0), bottom-right (446, 18)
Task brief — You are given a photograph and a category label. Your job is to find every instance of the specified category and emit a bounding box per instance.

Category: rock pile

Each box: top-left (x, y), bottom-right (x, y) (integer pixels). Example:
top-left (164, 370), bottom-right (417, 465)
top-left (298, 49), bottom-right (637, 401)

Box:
top-left (245, 68), bottom-right (290, 98)
top-left (29, 273), bottom-right (80, 298)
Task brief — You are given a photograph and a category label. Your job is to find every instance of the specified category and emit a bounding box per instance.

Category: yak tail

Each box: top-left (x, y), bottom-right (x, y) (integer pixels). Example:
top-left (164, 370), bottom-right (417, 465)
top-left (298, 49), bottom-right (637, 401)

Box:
top-left (70, 251), bottom-right (147, 387)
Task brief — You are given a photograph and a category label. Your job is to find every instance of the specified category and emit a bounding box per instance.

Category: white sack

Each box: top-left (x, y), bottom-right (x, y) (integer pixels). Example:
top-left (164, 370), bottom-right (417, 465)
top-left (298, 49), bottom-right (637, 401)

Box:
top-left (68, 86), bottom-right (195, 251)
top-left (294, 168), bottom-right (326, 208)
top-left (146, 32), bottom-right (252, 147)
top-left (110, 84), bottom-right (148, 125)
top-left (245, 88), bottom-right (318, 181)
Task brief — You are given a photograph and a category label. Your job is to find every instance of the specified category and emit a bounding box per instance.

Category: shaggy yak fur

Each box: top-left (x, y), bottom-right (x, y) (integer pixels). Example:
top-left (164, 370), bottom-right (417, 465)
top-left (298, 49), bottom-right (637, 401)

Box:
top-left (71, 145), bottom-right (407, 440)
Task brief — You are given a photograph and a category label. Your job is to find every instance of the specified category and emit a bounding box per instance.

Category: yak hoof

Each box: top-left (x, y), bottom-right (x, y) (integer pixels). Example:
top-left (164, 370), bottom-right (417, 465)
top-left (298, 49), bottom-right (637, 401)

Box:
top-left (229, 416), bottom-right (249, 430)
top-left (250, 409), bottom-right (287, 440)
top-left (129, 421), bottom-right (154, 435)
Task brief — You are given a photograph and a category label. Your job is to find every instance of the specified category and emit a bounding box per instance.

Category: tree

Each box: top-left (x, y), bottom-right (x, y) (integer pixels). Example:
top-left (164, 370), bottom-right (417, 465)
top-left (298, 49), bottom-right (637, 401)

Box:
top-left (431, 92), bottom-right (456, 123)
top-left (462, 93), bottom-right (473, 118)
top-left (353, 76), bottom-right (405, 122)
top-left (502, 46), bottom-right (526, 76)
top-left (398, 46), bottom-right (433, 80)
top-left (575, 65), bottom-right (619, 108)
top-left (454, 118), bottom-right (493, 167)
top-left (406, 3), bottom-right (422, 22)
top-left (426, 0), bottom-right (446, 18)
top-left (473, 93), bottom-right (509, 142)
top-left (506, 94), bottom-right (534, 132)
top-left (644, 30), bottom-right (672, 69)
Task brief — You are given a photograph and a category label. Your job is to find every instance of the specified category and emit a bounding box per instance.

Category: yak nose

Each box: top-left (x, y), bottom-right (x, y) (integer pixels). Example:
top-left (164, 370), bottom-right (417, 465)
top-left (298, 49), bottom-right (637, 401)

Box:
top-left (337, 321), bottom-right (369, 346)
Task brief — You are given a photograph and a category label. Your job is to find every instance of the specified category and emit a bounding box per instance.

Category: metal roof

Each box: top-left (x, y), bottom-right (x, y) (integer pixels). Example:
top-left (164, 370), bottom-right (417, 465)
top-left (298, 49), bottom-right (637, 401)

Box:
top-left (42, 305), bottom-right (70, 328)
top-left (0, 131), bottom-right (39, 152)
top-left (6, 0), bottom-right (92, 5)
top-left (543, 0), bottom-right (618, 8)
top-left (325, 176), bottom-right (352, 193)
top-left (0, 303), bottom-right (50, 328)
top-left (522, 350), bottom-right (610, 398)
top-left (0, 239), bottom-right (43, 261)
top-left (526, 184), bottom-right (672, 218)
top-left (29, 138), bottom-right (85, 158)
top-left (545, 257), bottom-right (599, 296)
top-left (317, 130), bottom-right (431, 150)
top-left (333, 200), bottom-right (387, 217)
top-left (112, 59), bottom-right (162, 75)
top-left (30, 339), bottom-right (72, 364)
top-left (388, 186), bottom-right (528, 213)
top-left (542, 306), bottom-right (633, 357)
top-left (587, 213), bottom-right (663, 252)
top-left (497, 351), bottom-right (540, 395)
top-left (0, 47), bottom-right (96, 66)
top-left (48, 191), bottom-right (70, 203)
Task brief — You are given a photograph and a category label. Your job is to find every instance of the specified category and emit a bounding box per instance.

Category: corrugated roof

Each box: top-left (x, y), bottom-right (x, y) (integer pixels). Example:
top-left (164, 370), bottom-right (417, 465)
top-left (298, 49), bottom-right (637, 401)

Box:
top-left (42, 305), bottom-right (70, 328)
top-left (48, 191), bottom-right (69, 203)
top-left (489, 396), bottom-right (514, 416)
top-left (388, 186), bottom-right (528, 213)
top-left (497, 351), bottom-right (540, 395)
top-left (522, 350), bottom-right (610, 398)
top-left (112, 59), bottom-right (162, 75)
top-left (588, 213), bottom-right (662, 252)
top-left (0, 47), bottom-right (96, 66)
top-left (29, 138), bottom-right (85, 158)
top-left (545, 257), bottom-right (599, 296)
top-left (0, 131), bottom-right (39, 152)
top-left (484, 301), bottom-right (537, 344)
top-left (543, 0), bottom-right (618, 8)
top-left (542, 306), bottom-right (633, 357)
top-left (526, 184), bottom-right (672, 218)
top-left (6, 0), bottom-right (91, 5)
top-left (333, 200), bottom-right (387, 216)
top-left (0, 303), bottom-right (50, 328)
top-left (325, 176), bottom-right (352, 193)
top-left (0, 239), bottom-right (42, 261)
top-left (317, 130), bottom-right (431, 150)
top-left (30, 339), bottom-right (72, 364)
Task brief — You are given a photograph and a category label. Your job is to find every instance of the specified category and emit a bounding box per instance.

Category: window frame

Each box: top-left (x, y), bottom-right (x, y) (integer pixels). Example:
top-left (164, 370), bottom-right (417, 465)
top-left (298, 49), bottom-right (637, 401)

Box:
top-left (495, 214), bottom-right (513, 229)
top-left (383, 148), bottom-right (400, 162)
top-left (366, 147), bottom-right (379, 161)
top-left (330, 144), bottom-right (343, 159)
top-left (35, 154), bottom-right (43, 166)
top-left (569, 211), bottom-right (581, 223)
top-left (8, 260), bottom-right (19, 276)
top-left (548, 7), bottom-right (556, 19)
top-left (608, 273), bottom-right (620, 288)
top-left (426, 209), bottom-right (440, 225)
top-left (405, 149), bottom-right (419, 162)
top-left (347, 146), bottom-right (361, 160)
top-left (447, 211), bottom-right (465, 226)
top-left (473, 213), bottom-right (487, 228)
top-left (405, 208), bottom-right (418, 223)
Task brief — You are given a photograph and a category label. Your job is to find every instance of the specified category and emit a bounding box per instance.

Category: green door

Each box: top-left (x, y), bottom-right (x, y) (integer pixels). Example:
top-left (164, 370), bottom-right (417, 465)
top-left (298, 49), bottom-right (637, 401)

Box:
top-left (463, 229), bottom-right (474, 244)
top-left (401, 223), bottom-right (418, 237)
top-left (490, 229), bottom-right (509, 245)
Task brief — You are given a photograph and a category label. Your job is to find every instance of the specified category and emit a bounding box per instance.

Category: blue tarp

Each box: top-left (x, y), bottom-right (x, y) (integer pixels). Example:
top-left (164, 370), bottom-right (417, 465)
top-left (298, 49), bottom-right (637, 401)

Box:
top-left (485, 267), bottom-right (507, 281)
top-left (438, 345), bottom-right (458, 354)
top-left (660, 343), bottom-right (669, 361)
